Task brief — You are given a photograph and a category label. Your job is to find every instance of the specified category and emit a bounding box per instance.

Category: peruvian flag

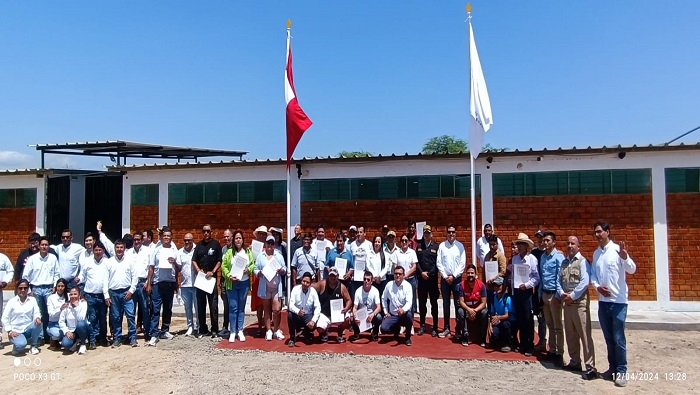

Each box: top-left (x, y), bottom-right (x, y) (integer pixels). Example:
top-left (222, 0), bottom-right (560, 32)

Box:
top-left (285, 23), bottom-right (313, 169)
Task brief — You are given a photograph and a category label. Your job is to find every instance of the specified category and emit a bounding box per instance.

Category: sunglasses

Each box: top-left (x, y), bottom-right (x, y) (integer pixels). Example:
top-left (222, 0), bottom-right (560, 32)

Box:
top-left (61, 236), bottom-right (71, 239)
top-left (18, 286), bottom-right (29, 290)
top-left (401, 239), bottom-right (409, 242)
top-left (447, 230), bottom-right (456, 234)
top-left (202, 229), bottom-right (212, 233)
top-left (184, 239), bottom-right (193, 242)
top-left (363, 278), bottom-right (372, 282)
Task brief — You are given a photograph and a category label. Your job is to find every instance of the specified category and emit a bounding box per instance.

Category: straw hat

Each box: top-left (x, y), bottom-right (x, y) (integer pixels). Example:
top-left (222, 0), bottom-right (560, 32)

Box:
top-left (513, 232), bottom-right (534, 248)
top-left (254, 225), bottom-right (268, 237)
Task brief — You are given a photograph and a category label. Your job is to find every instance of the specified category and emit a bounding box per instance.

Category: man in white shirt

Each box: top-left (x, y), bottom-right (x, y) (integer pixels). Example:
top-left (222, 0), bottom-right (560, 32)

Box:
top-left (590, 222), bottom-right (636, 388)
top-left (128, 231), bottom-right (152, 339)
top-left (351, 270), bottom-right (382, 342)
top-left (436, 224), bottom-right (466, 339)
top-left (349, 226), bottom-right (373, 298)
top-left (107, 239), bottom-right (138, 347)
top-left (0, 251), bottom-right (14, 345)
top-left (22, 236), bottom-right (59, 343)
top-left (511, 232), bottom-right (540, 357)
top-left (51, 229), bottom-right (85, 289)
top-left (77, 232), bottom-right (98, 290)
top-left (380, 266), bottom-right (413, 346)
top-left (83, 241), bottom-right (111, 349)
top-left (287, 272), bottom-right (321, 347)
top-left (146, 226), bottom-right (181, 346)
top-left (476, 223), bottom-right (504, 267)
top-left (314, 226), bottom-right (333, 280)
top-left (1, 279), bottom-right (41, 356)
top-left (179, 233), bottom-right (198, 336)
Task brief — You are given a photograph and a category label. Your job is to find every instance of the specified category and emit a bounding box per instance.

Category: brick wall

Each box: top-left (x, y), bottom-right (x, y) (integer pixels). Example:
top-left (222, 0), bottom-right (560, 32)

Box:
top-left (493, 194), bottom-right (656, 301)
top-left (130, 205), bottom-right (159, 236)
top-left (666, 193), bottom-right (700, 301)
top-left (0, 208), bottom-right (36, 289)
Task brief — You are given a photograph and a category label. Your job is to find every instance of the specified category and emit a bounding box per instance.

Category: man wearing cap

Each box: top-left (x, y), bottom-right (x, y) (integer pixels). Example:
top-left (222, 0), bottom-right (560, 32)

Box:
top-left (383, 230), bottom-right (399, 285)
top-left (476, 224), bottom-right (504, 268)
top-left (192, 224), bottom-right (222, 338)
top-left (416, 224), bottom-right (439, 336)
top-left (488, 276), bottom-right (515, 352)
top-left (312, 266), bottom-right (353, 343)
top-left (380, 266), bottom-right (414, 346)
top-left (558, 236), bottom-right (598, 380)
top-left (590, 222), bottom-right (636, 387)
top-left (511, 232), bottom-right (540, 356)
top-left (287, 272), bottom-right (321, 347)
top-left (436, 224), bottom-right (466, 339)
top-left (540, 231), bottom-right (566, 365)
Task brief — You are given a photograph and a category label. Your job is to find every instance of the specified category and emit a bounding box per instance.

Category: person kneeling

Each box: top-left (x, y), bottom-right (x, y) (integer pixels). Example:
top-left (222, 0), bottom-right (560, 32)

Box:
top-left (380, 266), bottom-right (414, 346)
top-left (59, 286), bottom-right (89, 354)
top-left (456, 265), bottom-right (488, 347)
top-left (351, 271), bottom-right (383, 342)
top-left (1, 279), bottom-right (42, 356)
top-left (287, 272), bottom-right (321, 347)
top-left (488, 277), bottom-right (515, 352)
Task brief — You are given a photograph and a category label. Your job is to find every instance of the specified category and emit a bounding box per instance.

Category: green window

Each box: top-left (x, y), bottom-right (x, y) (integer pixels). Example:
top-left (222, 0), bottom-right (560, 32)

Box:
top-left (131, 184), bottom-right (159, 206)
top-left (493, 169), bottom-right (651, 197)
top-left (0, 188), bottom-right (37, 208)
top-left (168, 181), bottom-right (285, 205)
top-left (666, 168), bottom-right (700, 193)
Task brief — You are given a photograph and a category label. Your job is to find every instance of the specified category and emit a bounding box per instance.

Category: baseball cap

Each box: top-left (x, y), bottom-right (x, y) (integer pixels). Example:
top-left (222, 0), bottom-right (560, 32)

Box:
top-left (387, 230), bottom-right (396, 237)
top-left (534, 229), bottom-right (546, 237)
top-left (423, 225), bottom-right (432, 233)
top-left (493, 276), bottom-right (504, 286)
top-left (328, 267), bottom-right (339, 276)
top-left (265, 235), bottom-right (275, 243)
top-left (349, 225), bottom-right (357, 232)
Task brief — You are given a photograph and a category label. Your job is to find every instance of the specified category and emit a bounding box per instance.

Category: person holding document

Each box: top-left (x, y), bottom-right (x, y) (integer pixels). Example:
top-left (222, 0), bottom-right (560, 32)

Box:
top-left (178, 233), bottom-right (198, 337)
top-left (396, 234), bottom-right (418, 314)
top-left (254, 235), bottom-right (286, 341)
top-left (192, 224), bottom-right (222, 339)
top-left (311, 267), bottom-right (352, 343)
top-left (222, 230), bottom-right (255, 343)
top-left (325, 233), bottom-right (355, 296)
top-left (145, 227), bottom-right (181, 346)
top-left (380, 266), bottom-right (414, 346)
top-left (351, 271), bottom-right (382, 342)
top-left (510, 232), bottom-right (540, 357)
top-left (287, 272), bottom-right (321, 347)
top-left (484, 234), bottom-right (507, 308)
top-left (291, 233), bottom-right (319, 286)
top-left (349, 226), bottom-right (372, 300)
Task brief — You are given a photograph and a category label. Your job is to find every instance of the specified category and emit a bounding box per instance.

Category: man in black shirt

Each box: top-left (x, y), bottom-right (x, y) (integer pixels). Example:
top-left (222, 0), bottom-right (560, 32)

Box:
top-left (289, 224), bottom-right (303, 257)
top-left (416, 224), bottom-right (440, 337)
top-left (192, 224), bottom-right (222, 338)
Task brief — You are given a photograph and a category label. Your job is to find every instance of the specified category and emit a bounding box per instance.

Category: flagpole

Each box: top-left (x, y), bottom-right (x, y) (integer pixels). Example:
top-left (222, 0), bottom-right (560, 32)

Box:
top-left (285, 20), bottom-right (293, 304)
top-left (467, 4), bottom-right (477, 269)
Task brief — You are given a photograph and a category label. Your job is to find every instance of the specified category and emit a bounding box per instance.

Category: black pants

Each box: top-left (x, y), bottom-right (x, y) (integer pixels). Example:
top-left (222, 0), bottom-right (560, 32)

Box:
top-left (456, 307), bottom-right (488, 344)
top-left (513, 289), bottom-right (534, 353)
top-left (288, 312), bottom-right (314, 342)
top-left (197, 287), bottom-right (219, 334)
top-left (418, 275), bottom-right (439, 327)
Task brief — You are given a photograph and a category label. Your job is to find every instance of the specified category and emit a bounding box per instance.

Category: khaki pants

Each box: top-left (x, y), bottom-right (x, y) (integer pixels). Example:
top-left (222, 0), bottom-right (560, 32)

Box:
top-left (563, 296), bottom-right (596, 370)
top-left (542, 292), bottom-right (564, 355)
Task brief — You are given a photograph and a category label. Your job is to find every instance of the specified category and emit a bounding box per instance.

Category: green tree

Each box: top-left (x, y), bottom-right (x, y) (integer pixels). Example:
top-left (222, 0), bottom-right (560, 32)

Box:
top-left (421, 135), bottom-right (506, 154)
top-left (338, 150), bottom-right (373, 158)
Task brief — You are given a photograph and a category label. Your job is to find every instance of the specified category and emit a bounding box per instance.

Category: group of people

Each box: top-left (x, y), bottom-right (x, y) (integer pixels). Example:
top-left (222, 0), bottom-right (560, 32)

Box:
top-left (0, 220), bottom-right (635, 388)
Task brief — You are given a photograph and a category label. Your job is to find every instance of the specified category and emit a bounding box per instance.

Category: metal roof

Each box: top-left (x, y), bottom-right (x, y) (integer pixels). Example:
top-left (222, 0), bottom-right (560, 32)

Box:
top-left (32, 140), bottom-right (247, 169)
top-left (107, 142), bottom-right (700, 171)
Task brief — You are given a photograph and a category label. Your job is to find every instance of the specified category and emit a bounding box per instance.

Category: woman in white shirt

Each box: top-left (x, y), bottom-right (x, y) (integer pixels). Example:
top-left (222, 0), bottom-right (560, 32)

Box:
top-left (59, 286), bottom-right (89, 354)
top-left (46, 278), bottom-right (69, 349)
top-left (1, 279), bottom-right (42, 356)
top-left (367, 235), bottom-right (388, 296)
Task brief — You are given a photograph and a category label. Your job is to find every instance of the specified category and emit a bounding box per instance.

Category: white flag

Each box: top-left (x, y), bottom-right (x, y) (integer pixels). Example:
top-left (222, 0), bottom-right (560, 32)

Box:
top-left (468, 22), bottom-right (493, 159)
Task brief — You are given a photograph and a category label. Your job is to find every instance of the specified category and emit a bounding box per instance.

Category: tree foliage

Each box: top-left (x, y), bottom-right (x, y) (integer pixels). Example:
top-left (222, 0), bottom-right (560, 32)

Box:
top-left (338, 150), bottom-right (373, 158)
top-left (421, 135), bottom-right (506, 154)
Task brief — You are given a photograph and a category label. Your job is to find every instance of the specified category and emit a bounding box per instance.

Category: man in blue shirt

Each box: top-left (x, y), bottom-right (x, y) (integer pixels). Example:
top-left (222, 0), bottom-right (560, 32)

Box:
top-left (488, 277), bottom-right (514, 352)
top-left (325, 233), bottom-right (355, 296)
top-left (540, 231), bottom-right (565, 366)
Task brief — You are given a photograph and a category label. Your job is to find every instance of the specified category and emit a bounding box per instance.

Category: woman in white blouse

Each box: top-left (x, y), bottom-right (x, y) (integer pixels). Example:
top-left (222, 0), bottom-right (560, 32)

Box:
top-left (59, 286), bottom-right (89, 354)
top-left (367, 235), bottom-right (388, 296)
top-left (46, 278), bottom-right (69, 349)
top-left (1, 279), bottom-right (42, 356)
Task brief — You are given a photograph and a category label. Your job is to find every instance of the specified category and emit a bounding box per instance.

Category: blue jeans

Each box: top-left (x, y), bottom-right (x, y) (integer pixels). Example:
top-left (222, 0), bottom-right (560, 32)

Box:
top-left (440, 279), bottom-right (459, 331)
top-left (150, 281), bottom-right (176, 338)
top-left (109, 288), bottom-right (136, 343)
top-left (47, 321), bottom-right (63, 341)
top-left (380, 311), bottom-right (414, 337)
top-left (30, 285), bottom-right (52, 341)
top-left (10, 324), bottom-right (42, 353)
top-left (406, 276), bottom-right (418, 313)
top-left (61, 322), bottom-right (89, 349)
top-left (134, 279), bottom-right (152, 339)
top-left (180, 287), bottom-right (198, 331)
top-left (598, 301), bottom-right (628, 374)
top-left (85, 292), bottom-right (108, 344)
top-left (227, 279), bottom-right (249, 334)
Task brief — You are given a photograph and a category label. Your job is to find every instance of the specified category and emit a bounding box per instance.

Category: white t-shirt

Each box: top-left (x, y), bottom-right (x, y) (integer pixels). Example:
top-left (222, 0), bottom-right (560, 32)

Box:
top-left (354, 286), bottom-right (381, 314)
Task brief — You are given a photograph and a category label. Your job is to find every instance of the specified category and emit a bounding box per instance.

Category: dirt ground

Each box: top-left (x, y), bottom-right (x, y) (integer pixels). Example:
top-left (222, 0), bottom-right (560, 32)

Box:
top-left (1, 316), bottom-right (697, 395)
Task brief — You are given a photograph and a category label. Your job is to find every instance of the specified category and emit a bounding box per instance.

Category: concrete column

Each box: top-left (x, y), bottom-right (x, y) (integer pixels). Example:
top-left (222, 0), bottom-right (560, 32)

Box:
top-left (158, 181), bottom-right (168, 227)
top-left (651, 166), bottom-right (670, 307)
top-left (480, 168), bottom-right (494, 230)
top-left (35, 175), bottom-right (46, 235)
top-left (121, 177), bottom-right (132, 235)
top-left (69, 175), bottom-right (85, 240)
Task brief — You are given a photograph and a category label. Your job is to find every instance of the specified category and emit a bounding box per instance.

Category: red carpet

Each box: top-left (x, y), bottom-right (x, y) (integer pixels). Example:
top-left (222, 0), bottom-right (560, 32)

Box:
top-left (215, 312), bottom-right (538, 362)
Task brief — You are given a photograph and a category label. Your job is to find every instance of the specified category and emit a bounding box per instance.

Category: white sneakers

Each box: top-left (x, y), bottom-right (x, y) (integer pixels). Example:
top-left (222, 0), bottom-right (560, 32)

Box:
top-left (30, 347), bottom-right (39, 355)
top-left (265, 330), bottom-right (273, 341)
top-left (237, 331), bottom-right (246, 342)
top-left (228, 334), bottom-right (236, 343)
top-left (274, 330), bottom-right (285, 341)
top-left (185, 327), bottom-right (193, 337)
top-left (78, 345), bottom-right (86, 355)
top-left (160, 331), bottom-right (174, 340)
top-left (147, 337), bottom-right (158, 347)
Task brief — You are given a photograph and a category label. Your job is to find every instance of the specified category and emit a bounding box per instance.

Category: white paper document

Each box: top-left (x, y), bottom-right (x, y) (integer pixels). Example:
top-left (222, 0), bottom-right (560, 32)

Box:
top-left (335, 258), bottom-right (348, 277)
top-left (513, 263), bottom-right (530, 288)
top-left (330, 298), bottom-right (344, 323)
top-left (262, 258), bottom-right (282, 282)
top-left (231, 253), bottom-right (248, 280)
top-left (251, 240), bottom-right (264, 259)
top-left (158, 249), bottom-right (175, 269)
top-left (315, 241), bottom-right (327, 263)
top-left (485, 260), bottom-right (499, 282)
top-left (355, 308), bottom-right (371, 332)
top-left (194, 271), bottom-right (216, 294)
top-left (353, 259), bottom-right (366, 282)
top-left (416, 221), bottom-right (426, 240)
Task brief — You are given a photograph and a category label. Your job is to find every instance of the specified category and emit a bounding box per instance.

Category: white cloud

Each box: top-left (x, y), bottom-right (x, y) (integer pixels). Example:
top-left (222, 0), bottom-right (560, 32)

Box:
top-left (0, 151), bottom-right (35, 169)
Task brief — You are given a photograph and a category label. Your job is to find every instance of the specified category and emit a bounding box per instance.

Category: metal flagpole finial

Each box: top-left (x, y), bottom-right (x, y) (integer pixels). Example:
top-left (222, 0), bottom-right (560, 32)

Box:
top-left (466, 3), bottom-right (472, 22)
top-left (287, 19), bottom-right (291, 29)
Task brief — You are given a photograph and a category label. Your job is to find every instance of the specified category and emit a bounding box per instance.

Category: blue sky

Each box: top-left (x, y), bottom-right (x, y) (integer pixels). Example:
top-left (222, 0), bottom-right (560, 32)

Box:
top-left (0, 1), bottom-right (698, 169)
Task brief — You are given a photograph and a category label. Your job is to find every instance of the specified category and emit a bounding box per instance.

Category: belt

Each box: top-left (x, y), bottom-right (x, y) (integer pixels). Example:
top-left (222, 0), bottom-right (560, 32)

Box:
top-left (85, 292), bottom-right (104, 298)
top-left (31, 284), bottom-right (52, 288)
top-left (138, 277), bottom-right (147, 283)
top-left (542, 289), bottom-right (556, 294)
top-left (110, 287), bottom-right (130, 293)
